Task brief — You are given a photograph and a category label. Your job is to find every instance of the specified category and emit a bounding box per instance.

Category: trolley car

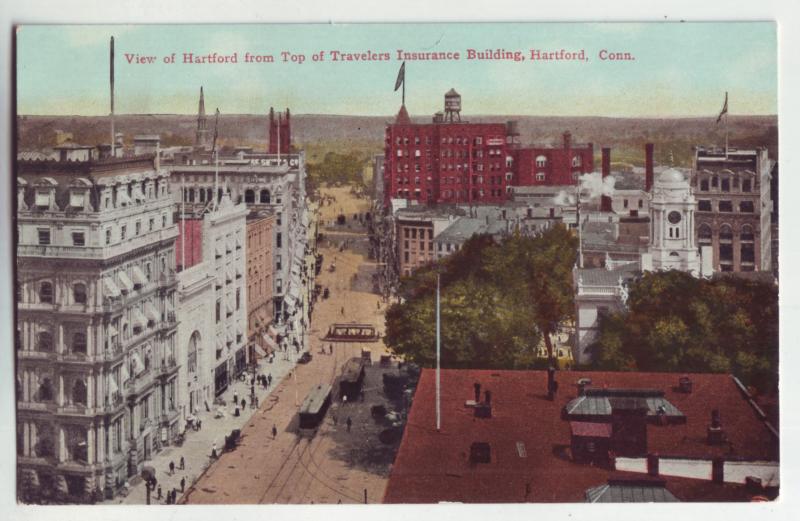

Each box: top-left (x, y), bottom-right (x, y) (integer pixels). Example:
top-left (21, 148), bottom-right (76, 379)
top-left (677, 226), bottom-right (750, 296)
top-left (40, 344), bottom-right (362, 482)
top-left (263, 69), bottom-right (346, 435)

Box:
top-left (298, 383), bottom-right (332, 429)
top-left (339, 357), bottom-right (366, 401)
top-left (321, 323), bottom-right (379, 342)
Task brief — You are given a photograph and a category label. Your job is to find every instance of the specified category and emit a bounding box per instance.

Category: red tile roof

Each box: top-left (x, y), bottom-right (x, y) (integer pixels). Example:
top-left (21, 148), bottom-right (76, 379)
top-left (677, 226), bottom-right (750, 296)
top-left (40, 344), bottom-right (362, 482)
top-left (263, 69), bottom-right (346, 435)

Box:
top-left (384, 369), bottom-right (778, 503)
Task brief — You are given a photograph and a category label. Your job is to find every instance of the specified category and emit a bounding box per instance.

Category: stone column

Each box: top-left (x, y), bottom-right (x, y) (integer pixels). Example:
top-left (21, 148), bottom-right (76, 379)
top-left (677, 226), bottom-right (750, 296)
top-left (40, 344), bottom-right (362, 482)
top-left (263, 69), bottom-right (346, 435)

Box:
top-left (58, 375), bottom-right (65, 406)
top-left (58, 426), bottom-right (66, 463)
top-left (87, 374), bottom-right (94, 409)
top-left (87, 424), bottom-right (94, 465)
top-left (87, 320), bottom-right (94, 358)
top-left (58, 322), bottom-right (64, 354)
top-left (98, 424), bottom-right (105, 463)
top-left (23, 422), bottom-right (30, 456)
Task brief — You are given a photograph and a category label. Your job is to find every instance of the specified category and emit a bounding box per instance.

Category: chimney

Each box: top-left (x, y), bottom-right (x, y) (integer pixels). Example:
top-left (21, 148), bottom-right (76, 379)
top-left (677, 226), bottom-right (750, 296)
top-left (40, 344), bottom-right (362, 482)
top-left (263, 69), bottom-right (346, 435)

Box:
top-left (474, 382), bottom-right (481, 403)
top-left (707, 409), bottom-right (724, 445)
top-left (563, 131), bottom-right (572, 150)
top-left (712, 457), bottom-right (725, 484)
top-left (646, 453), bottom-right (660, 476)
top-left (645, 143), bottom-right (654, 192)
top-left (484, 390), bottom-right (492, 406)
top-left (678, 375), bottom-right (693, 393)
top-left (601, 147), bottom-right (612, 212)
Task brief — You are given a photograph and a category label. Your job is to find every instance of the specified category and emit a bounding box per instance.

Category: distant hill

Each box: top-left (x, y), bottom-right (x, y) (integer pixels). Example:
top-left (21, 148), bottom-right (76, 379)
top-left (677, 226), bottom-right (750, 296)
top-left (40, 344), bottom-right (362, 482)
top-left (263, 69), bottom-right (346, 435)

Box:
top-left (16, 113), bottom-right (777, 167)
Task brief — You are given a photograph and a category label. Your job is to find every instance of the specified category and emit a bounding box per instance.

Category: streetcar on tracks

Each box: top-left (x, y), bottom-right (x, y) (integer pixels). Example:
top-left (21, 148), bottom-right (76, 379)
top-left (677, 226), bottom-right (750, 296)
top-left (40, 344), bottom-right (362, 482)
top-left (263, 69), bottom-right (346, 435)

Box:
top-left (321, 323), bottom-right (379, 343)
top-left (298, 383), bottom-right (332, 430)
top-left (339, 357), bottom-right (366, 401)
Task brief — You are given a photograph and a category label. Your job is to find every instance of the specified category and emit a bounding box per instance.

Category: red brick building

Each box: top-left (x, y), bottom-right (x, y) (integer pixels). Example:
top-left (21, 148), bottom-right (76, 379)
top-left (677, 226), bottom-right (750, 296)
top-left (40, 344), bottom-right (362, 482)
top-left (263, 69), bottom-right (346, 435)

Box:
top-left (246, 212), bottom-right (276, 355)
top-left (383, 91), bottom-right (594, 206)
top-left (176, 218), bottom-right (203, 271)
top-left (267, 107), bottom-right (291, 155)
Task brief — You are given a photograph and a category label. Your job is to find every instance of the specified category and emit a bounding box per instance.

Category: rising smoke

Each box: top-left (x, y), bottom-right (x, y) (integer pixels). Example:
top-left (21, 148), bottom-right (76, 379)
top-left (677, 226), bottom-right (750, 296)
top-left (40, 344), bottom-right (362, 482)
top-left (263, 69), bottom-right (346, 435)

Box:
top-left (553, 171), bottom-right (616, 206)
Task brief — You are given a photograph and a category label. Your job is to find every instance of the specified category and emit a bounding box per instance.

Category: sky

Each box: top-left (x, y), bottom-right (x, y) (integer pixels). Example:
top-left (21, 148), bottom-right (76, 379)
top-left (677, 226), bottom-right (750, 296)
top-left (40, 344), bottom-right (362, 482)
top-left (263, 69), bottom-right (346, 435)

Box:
top-left (15, 23), bottom-right (777, 117)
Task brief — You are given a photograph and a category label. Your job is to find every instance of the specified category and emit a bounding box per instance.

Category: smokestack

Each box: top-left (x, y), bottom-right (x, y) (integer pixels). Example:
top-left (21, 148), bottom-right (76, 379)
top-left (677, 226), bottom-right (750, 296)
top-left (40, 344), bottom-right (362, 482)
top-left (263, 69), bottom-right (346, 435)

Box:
top-left (601, 147), bottom-right (612, 212)
top-left (645, 143), bottom-right (654, 192)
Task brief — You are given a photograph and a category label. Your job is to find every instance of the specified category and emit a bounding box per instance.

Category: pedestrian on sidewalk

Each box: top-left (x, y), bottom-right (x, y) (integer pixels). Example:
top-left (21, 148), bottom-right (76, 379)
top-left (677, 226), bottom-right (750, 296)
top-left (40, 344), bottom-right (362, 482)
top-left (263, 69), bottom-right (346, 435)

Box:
top-left (157, 484), bottom-right (162, 500)
top-left (180, 477), bottom-right (186, 493)
top-left (342, 394), bottom-right (348, 406)
top-left (180, 456), bottom-right (185, 470)
top-left (172, 488), bottom-right (177, 504)
top-left (211, 442), bottom-right (217, 459)
top-left (341, 306), bottom-right (344, 315)
top-left (329, 344), bottom-right (333, 355)
top-left (346, 417), bottom-right (352, 432)
top-left (272, 424), bottom-right (277, 439)
top-left (233, 391), bottom-right (238, 405)
top-left (169, 460), bottom-right (175, 475)
top-left (241, 398), bottom-right (246, 409)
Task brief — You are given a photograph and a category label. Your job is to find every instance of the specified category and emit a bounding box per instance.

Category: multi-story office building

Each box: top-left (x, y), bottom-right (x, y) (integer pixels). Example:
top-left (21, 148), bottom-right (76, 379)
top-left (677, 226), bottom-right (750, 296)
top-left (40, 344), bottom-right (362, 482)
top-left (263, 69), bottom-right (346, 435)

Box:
top-left (383, 90), bottom-right (594, 207)
top-left (16, 154), bottom-right (179, 500)
top-left (246, 211), bottom-right (276, 357)
top-left (693, 146), bottom-right (773, 273)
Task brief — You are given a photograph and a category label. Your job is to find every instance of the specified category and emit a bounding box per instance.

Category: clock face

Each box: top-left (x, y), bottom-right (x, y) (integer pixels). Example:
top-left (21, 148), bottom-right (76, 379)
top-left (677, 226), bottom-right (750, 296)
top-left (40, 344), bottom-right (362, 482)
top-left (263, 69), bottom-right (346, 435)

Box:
top-left (668, 211), bottom-right (682, 224)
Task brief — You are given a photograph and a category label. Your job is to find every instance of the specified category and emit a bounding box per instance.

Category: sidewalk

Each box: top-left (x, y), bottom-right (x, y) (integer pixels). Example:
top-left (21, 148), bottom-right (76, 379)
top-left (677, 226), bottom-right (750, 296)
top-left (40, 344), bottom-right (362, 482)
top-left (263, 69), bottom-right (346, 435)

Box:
top-left (104, 352), bottom-right (299, 505)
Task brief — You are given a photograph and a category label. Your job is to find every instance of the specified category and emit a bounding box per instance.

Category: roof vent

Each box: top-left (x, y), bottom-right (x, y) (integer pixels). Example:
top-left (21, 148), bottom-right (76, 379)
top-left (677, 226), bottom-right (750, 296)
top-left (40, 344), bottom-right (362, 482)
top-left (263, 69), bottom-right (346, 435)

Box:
top-left (577, 378), bottom-right (592, 396)
top-left (678, 375), bottom-right (693, 393)
top-left (469, 442), bottom-right (491, 464)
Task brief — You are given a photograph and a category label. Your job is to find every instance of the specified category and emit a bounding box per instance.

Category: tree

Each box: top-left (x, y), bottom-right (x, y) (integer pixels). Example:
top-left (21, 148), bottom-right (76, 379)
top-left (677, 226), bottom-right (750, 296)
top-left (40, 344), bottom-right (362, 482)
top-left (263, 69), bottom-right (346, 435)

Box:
top-left (384, 225), bottom-right (577, 369)
top-left (590, 271), bottom-right (778, 393)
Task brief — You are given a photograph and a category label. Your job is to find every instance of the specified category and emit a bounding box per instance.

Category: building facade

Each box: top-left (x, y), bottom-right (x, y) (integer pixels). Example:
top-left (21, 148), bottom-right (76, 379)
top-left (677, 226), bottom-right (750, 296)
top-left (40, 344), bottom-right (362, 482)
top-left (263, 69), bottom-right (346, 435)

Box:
top-left (16, 156), bottom-right (180, 500)
top-left (383, 91), bottom-right (594, 207)
top-left (693, 146), bottom-right (773, 273)
top-left (246, 212), bottom-right (275, 357)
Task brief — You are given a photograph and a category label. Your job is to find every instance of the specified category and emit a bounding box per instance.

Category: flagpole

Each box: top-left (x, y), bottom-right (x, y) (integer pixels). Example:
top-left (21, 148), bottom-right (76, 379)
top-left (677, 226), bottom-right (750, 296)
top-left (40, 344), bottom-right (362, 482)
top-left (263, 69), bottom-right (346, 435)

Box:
top-left (402, 71), bottom-right (406, 107)
top-left (436, 273), bottom-right (441, 432)
top-left (181, 173), bottom-right (186, 270)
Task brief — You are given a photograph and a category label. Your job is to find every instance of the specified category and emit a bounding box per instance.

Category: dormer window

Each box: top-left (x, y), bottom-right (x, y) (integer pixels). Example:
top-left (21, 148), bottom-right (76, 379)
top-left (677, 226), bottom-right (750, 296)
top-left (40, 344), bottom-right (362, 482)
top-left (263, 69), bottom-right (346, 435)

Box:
top-left (35, 191), bottom-right (50, 209)
top-left (69, 191), bottom-right (85, 209)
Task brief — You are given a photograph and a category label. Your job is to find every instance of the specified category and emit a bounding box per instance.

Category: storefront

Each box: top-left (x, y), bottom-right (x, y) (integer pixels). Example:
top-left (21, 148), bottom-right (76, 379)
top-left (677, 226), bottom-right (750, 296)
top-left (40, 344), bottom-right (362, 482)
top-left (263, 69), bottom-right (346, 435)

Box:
top-left (214, 363), bottom-right (228, 396)
top-left (235, 347), bottom-right (247, 375)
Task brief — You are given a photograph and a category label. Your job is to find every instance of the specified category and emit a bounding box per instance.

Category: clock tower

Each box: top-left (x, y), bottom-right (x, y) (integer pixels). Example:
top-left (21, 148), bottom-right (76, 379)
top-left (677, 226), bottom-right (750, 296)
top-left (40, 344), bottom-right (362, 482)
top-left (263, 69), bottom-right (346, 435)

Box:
top-left (648, 168), bottom-right (701, 275)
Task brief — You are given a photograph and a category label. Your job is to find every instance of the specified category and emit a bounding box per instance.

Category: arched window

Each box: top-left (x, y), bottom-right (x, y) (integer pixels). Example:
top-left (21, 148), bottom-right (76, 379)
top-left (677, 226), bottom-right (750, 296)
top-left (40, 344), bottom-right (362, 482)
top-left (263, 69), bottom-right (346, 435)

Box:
top-left (72, 379), bottom-right (87, 405)
top-left (700, 179), bottom-right (709, 191)
top-left (199, 188), bottom-right (206, 202)
top-left (740, 224), bottom-right (755, 242)
top-left (698, 224), bottom-right (712, 245)
top-left (37, 331), bottom-right (53, 352)
top-left (244, 189), bottom-right (255, 204)
top-left (40, 282), bottom-right (53, 304)
top-left (72, 332), bottom-right (87, 354)
top-left (260, 189), bottom-right (271, 204)
top-left (719, 224), bottom-right (733, 241)
top-left (34, 423), bottom-right (54, 458)
top-left (572, 155), bottom-right (582, 167)
top-left (535, 155), bottom-right (547, 168)
top-left (669, 251), bottom-right (680, 257)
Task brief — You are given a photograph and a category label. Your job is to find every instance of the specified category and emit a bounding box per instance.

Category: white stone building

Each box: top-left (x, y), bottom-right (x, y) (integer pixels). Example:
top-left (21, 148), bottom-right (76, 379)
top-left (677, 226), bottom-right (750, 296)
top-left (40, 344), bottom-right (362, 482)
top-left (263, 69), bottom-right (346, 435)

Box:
top-left (16, 156), bottom-right (180, 500)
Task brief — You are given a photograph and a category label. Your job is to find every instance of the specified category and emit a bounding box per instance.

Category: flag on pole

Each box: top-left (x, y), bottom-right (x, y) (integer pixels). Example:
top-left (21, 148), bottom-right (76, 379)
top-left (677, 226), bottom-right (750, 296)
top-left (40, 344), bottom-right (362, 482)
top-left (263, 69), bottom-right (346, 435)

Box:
top-left (716, 92), bottom-right (728, 123)
top-left (212, 108), bottom-right (220, 152)
top-left (394, 61), bottom-right (405, 91)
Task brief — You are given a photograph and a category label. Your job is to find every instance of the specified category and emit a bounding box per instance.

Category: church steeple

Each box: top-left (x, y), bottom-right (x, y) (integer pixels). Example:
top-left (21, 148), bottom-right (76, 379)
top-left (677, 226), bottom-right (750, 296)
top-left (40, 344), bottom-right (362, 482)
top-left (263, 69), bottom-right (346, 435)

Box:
top-left (196, 86), bottom-right (209, 149)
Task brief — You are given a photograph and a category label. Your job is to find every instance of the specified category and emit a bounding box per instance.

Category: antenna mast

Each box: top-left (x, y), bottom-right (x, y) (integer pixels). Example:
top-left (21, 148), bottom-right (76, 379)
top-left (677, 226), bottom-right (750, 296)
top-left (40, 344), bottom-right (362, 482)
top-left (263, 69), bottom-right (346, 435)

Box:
top-left (110, 36), bottom-right (115, 157)
top-left (436, 273), bottom-right (441, 431)
top-left (212, 108), bottom-right (220, 210)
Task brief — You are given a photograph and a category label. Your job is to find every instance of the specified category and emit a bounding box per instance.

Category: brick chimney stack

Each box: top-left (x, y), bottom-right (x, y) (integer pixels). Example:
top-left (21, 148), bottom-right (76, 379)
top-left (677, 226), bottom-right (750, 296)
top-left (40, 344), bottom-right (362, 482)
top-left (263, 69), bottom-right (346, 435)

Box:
top-left (645, 143), bottom-right (655, 192)
top-left (601, 147), bottom-right (613, 212)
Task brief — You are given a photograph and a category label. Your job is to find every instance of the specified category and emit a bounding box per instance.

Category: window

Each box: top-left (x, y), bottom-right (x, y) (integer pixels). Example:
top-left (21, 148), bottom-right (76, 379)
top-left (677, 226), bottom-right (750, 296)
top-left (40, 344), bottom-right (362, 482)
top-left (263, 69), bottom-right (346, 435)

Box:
top-left (404, 252), bottom-right (409, 263)
top-left (276, 233), bottom-right (282, 248)
top-left (149, 218), bottom-right (154, 231)
top-left (236, 288), bottom-right (241, 310)
top-left (38, 229), bottom-right (51, 245)
top-left (215, 300), bottom-right (221, 323)
top-left (120, 225), bottom-right (127, 240)
top-left (721, 178), bottom-right (730, 192)
top-left (742, 179), bottom-right (752, 192)
top-left (535, 155), bottom-right (547, 168)
top-left (276, 255), bottom-right (282, 270)
top-left (411, 229), bottom-right (417, 239)
top-left (277, 213), bottom-right (282, 226)
top-left (106, 229), bottom-right (112, 245)
top-left (623, 199), bottom-right (629, 209)
top-left (698, 200), bottom-right (712, 211)
top-left (72, 332), bottom-right (87, 354)
top-left (741, 243), bottom-right (755, 264)
top-left (739, 201), bottom-right (754, 213)
top-left (698, 224), bottom-right (712, 245)
top-left (135, 221), bottom-right (142, 236)
top-left (73, 283), bottom-right (87, 304)
top-left (244, 190), bottom-right (255, 204)
top-left (260, 190), bottom-right (270, 203)
top-left (40, 282), bottom-right (53, 304)
top-left (719, 225), bottom-right (733, 241)
top-left (162, 214), bottom-right (167, 227)
top-left (718, 200), bottom-right (733, 212)
top-left (535, 172), bottom-right (545, 181)
top-left (711, 176), bottom-right (718, 188)
top-left (71, 232), bottom-right (85, 246)
top-left (37, 331), bottom-right (53, 352)
top-left (741, 225), bottom-right (755, 241)
top-left (276, 279), bottom-right (283, 292)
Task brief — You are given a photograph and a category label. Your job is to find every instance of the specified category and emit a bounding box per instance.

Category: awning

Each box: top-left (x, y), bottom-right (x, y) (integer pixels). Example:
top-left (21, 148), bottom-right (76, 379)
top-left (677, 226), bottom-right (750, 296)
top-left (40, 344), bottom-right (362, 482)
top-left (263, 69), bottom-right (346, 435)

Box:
top-left (226, 238), bottom-right (233, 253)
top-left (226, 267), bottom-right (234, 283)
top-left (226, 330), bottom-right (234, 345)
top-left (226, 300), bottom-right (234, 315)
top-left (35, 192), bottom-right (50, 207)
top-left (216, 337), bottom-right (225, 352)
top-left (121, 364), bottom-right (130, 383)
top-left (144, 302), bottom-right (159, 323)
top-left (132, 266), bottom-right (148, 287)
top-left (118, 271), bottom-right (134, 293)
top-left (103, 277), bottom-right (121, 298)
top-left (132, 352), bottom-right (144, 373)
top-left (69, 192), bottom-right (85, 208)
top-left (132, 308), bottom-right (147, 329)
top-left (108, 377), bottom-right (119, 394)
top-left (117, 189), bottom-right (132, 206)
top-left (215, 241), bottom-right (223, 258)
top-left (235, 234), bottom-right (243, 250)
top-left (261, 333), bottom-right (278, 352)
top-left (236, 264), bottom-right (243, 279)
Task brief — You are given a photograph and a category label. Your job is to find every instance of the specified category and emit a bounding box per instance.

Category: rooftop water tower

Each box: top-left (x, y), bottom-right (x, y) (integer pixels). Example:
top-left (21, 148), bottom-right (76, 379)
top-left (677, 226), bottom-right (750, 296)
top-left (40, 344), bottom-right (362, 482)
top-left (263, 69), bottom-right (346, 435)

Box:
top-left (444, 88), bottom-right (461, 122)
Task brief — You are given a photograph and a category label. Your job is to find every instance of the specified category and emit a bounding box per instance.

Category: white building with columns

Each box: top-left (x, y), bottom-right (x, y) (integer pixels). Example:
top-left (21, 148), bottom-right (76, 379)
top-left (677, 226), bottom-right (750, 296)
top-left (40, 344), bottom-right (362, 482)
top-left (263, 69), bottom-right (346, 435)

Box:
top-left (16, 155), bottom-right (180, 500)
